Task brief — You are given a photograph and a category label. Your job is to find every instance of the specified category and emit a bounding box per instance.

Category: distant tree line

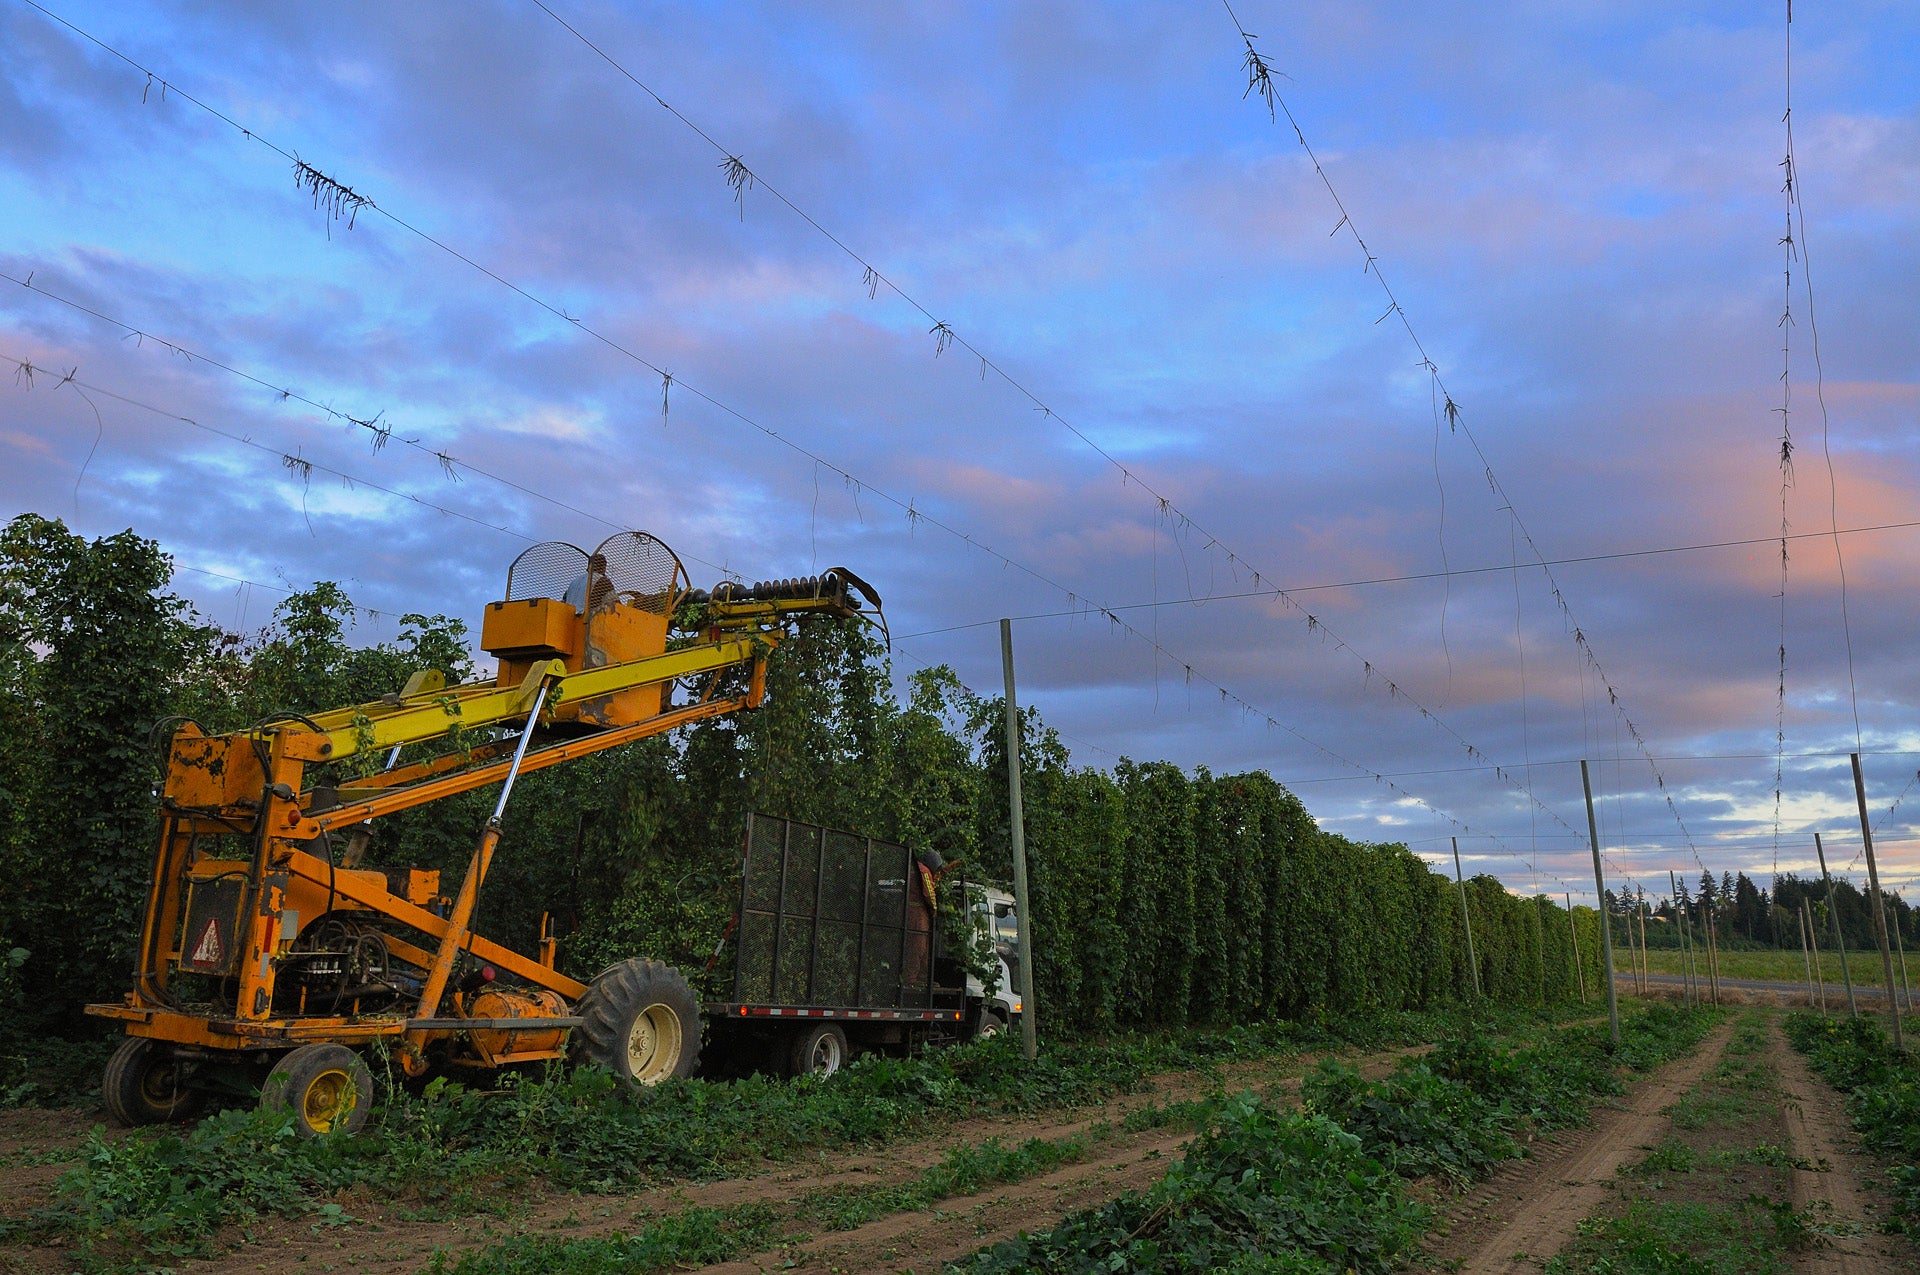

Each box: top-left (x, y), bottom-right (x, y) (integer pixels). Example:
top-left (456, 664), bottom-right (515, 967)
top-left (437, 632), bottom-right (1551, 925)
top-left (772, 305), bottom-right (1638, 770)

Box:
top-left (1604, 867), bottom-right (1914, 954)
top-left (1, 513), bottom-right (1610, 1048)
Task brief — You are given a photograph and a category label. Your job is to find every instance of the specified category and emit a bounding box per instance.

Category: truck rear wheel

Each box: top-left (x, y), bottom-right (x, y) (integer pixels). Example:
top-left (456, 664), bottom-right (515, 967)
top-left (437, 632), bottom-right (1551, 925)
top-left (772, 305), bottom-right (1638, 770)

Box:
top-left (261, 1043), bottom-right (373, 1136)
top-left (788, 1023), bottom-right (847, 1078)
top-left (102, 1038), bottom-right (203, 1126)
top-left (576, 959), bottom-right (701, 1085)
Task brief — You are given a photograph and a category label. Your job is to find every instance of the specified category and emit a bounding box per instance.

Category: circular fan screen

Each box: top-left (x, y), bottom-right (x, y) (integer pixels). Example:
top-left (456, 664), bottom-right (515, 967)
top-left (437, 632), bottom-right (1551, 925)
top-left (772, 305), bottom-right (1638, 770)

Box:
top-left (590, 531), bottom-right (686, 616)
top-left (504, 541), bottom-right (589, 603)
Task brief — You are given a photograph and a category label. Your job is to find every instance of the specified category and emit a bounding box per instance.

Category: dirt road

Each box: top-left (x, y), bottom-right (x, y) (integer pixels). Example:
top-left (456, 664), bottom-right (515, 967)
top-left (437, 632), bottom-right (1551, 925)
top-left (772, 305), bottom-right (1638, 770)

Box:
top-left (1425, 1014), bottom-right (1918, 1273)
top-left (0, 1042), bottom-right (1390, 1275)
top-left (1426, 1019), bottom-right (1738, 1273)
top-left (1771, 1026), bottom-right (1914, 1273)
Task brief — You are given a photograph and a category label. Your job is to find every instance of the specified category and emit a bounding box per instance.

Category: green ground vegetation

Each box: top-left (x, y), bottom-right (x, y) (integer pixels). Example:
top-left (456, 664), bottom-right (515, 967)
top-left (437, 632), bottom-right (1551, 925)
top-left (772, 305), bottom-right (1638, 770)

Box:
top-left (1544, 1013), bottom-right (1829, 1275)
top-left (1785, 1009), bottom-right (1920, 1230)
top-left (945, 1004), bottom-right (1716, 1275)
top-left (1641, 944), bottom-right (1916, 991)
top-left (1, 1005), bottom-right (1567, 1268)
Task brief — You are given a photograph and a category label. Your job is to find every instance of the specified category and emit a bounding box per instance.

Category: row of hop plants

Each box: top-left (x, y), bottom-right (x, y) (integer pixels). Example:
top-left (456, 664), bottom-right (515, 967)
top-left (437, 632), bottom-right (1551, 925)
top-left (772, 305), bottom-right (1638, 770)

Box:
top-left (1007, 760), bottom-right (1610, 1033)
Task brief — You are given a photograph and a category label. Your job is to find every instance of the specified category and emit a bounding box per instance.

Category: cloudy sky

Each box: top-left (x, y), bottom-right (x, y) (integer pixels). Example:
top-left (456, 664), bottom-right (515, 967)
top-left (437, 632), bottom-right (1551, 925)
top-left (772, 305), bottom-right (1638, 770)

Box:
top-left (4, 0), bottom-right (1917, 905)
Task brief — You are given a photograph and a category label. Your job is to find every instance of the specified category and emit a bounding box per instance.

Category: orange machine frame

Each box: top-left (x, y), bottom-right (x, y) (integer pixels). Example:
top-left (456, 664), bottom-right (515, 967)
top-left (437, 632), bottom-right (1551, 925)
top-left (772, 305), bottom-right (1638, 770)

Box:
top-left (87, 533), bottom-right (881, 1075)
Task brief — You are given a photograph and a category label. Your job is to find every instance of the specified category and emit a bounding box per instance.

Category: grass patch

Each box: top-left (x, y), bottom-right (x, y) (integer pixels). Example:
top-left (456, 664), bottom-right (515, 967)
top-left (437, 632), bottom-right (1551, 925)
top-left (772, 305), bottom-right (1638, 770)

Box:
top-left (955, 1095), bottom-right (1426, 1275)
top-left (422, 1203), bottom-right (783, 1275)
top-left (0, 1008), bottom-right (1493, 1266)
top-left (1644, 947), bottom-right (1901, 989)
top-left (1558, 1013), bottom-right (1814, 1274)
top-left (800, 1131), bottom-right (1099, 1231)
top-left (1544, 1197), bottom-right (1807, 1274)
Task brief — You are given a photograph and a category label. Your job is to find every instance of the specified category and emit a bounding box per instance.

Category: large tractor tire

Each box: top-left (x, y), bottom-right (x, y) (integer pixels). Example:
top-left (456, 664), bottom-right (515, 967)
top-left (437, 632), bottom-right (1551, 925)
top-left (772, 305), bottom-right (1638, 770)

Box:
top-left (787, 1023), bottom-right (848, 1079)
top-left (260, 1043), bottom-right (374, 1136)
top-left (575, 959), bottom-right (702, 1085)
top-left (102, 1037), bottom-right (203, 1126)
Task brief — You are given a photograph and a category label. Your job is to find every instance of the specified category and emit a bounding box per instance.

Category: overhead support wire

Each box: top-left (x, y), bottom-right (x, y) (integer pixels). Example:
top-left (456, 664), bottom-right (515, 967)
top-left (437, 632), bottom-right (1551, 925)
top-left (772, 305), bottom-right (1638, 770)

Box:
top-left (15, 1), bottom-right (1576, 873)
top-left (517, 0), bottom-right (1592, 855)
top-left (4, 349), bottom-right (534, 546)
top-left (1217, 1), bottom-right (1707, 875)
top-left (0, 268), bottom-right (762, 578)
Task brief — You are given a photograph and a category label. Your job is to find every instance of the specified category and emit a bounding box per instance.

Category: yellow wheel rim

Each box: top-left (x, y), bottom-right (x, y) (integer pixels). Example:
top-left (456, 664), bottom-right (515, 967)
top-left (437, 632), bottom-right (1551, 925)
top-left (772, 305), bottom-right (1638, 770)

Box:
top-left (302, 1068), bottom-right (357, 1134)
top-left (625, 1003), bottom-right (683, 1084)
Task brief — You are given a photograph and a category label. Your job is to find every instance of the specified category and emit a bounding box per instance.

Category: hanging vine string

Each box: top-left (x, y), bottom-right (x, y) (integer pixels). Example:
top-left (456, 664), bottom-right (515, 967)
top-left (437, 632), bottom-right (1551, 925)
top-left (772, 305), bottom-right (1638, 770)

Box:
top-left (0, 268), bottom-right (746, 583)
top-left (513, 0), bottom-right (1587, 849)
top-left (1773, 0), bottom-right (1797, 884)
top-left (1216, 1), bottom-right (1709, 877)
top-left (13, 0), bottom-right (1593, 868)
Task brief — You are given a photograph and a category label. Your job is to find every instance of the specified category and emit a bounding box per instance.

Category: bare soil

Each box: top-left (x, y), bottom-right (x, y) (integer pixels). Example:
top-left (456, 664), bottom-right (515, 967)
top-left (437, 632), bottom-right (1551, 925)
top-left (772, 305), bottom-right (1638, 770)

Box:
top-left (1770, 1023), bottom-right (1916, 1273)
top-left (1422, 1018), bottom-right (1738, 1273)
top-left (1421, 1013), bottom-right (1920, 1275)
top-left (0, 1041), bottom-right (1406, 1275)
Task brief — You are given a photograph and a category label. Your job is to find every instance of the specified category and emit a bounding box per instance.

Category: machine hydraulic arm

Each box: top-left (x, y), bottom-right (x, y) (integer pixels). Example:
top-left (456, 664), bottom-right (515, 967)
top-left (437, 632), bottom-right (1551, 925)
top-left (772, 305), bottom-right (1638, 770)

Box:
top-left (88, 531), bottom-right (883, 1076)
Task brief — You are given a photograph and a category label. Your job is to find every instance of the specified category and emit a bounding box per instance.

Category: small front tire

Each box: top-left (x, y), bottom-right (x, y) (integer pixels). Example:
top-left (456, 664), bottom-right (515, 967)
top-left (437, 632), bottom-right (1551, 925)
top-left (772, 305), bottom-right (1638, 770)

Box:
top-left (788, 1024), bottom-right (847, 1078)
top-left (575, 959), bottom-right (702, 1085)
top-left (976, 1010), bottom-right (1007, 1041)
top-left (260, 1043), bottom-right (373, 1136)
top-left (102, 1037), bottom-right (203, 1126)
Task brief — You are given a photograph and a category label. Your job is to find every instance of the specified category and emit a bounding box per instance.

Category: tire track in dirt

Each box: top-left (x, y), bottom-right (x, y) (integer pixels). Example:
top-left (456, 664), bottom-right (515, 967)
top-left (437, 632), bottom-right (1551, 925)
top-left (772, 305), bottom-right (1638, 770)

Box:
top-left (698, 1046), bottom-right (1424, 1274)
top-left (703, 1126), bottom-right (1195, 1274)
top-left (1771, 1020), bottom-right (1917, 1274)
top-left (171, 1046), bottom-right (1348, 1275)
top-left (1426, 1019), bottom-right (1736, 1274)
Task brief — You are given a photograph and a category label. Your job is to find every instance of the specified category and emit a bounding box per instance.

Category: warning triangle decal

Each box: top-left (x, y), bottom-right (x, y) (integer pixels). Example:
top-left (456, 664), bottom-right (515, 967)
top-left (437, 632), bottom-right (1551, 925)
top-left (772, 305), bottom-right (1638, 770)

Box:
top-left (190, 918), bottom-right (224, 967)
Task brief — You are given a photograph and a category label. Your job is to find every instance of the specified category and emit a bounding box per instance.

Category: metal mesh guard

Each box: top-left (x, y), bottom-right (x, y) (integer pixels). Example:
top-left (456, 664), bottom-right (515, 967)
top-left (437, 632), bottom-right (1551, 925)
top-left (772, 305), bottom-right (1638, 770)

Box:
top-left (591, 532), bottom-right (685, 616)
top-left (504, 541), bottom-right (589, 603)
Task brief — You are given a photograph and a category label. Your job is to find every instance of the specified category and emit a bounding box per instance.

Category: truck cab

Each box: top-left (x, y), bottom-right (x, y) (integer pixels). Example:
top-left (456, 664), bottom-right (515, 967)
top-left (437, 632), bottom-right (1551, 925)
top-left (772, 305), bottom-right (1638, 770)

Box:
top-left (967, 887), bottom-right (1023, 1038)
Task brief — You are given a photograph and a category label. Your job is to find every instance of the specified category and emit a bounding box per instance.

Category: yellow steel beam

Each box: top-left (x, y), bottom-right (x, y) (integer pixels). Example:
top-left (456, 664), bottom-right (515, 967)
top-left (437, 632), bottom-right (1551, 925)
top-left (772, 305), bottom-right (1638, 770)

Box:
top-left (285, 637), bottom-right (761, 764)
top-left (298, 692), bottom-right (757, 835)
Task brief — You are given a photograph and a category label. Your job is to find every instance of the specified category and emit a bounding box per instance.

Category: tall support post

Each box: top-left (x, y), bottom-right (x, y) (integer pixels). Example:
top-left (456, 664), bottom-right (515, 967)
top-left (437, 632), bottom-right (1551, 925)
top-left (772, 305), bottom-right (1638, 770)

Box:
top-left (1637, 899), bottom-right (1650, 994)
top-left (1851, 753), bottom-right (1905, 1050)
top-left (1704, 902), bottom-right (1723, 1006)
top-left (1685, 900), bottom-right (1703, 1004)
top-left (1891, 900), bottom-right (1914, 1013)
top-left (1805, 899), bottom-right (1827, 1013)
top-left (1797, 901), bottom-right (1816, 1009)
top-left (1626, 896), bottom-right (1638, 993)
top-left (1581, 760), bottom-right (1620, 1047)
top-left (999, 619), bottom-right (1038, 1062)
top-left (1451, 838), bottom-right (1482, 1000)
top-left (1566, 893), bottom-right (1588, 1004)
top-left (1815, 833), bottom-right (1858, 1019)
top-left (1670, 871), bottom-right (1695, 1007)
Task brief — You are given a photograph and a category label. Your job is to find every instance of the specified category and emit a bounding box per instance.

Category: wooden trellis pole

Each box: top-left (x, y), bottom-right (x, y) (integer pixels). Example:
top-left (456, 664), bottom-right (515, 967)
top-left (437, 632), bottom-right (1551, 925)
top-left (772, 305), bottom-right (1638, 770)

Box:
top-left (1566, 893), bottom-right (1587, 1005)
top-left (1852, 753), bottom-right (1904, 1050)
top-left (1581, 760), bottom-right (1620, 1047)
top-left (1815, 833), bottom-right (1858, 1020)
top-left (1452, 837), bottom-right (1482, 1000)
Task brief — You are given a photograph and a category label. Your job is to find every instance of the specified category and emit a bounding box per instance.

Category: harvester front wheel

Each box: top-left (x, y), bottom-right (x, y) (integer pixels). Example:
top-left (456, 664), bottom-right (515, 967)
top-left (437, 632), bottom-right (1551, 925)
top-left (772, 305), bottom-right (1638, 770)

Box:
top-left (261, 1044), bottom-right (374, 1136)
top-left (575, 959), bottom-right (701, 1085)
top-left (102, 1038), bottom-right (203, 1126)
